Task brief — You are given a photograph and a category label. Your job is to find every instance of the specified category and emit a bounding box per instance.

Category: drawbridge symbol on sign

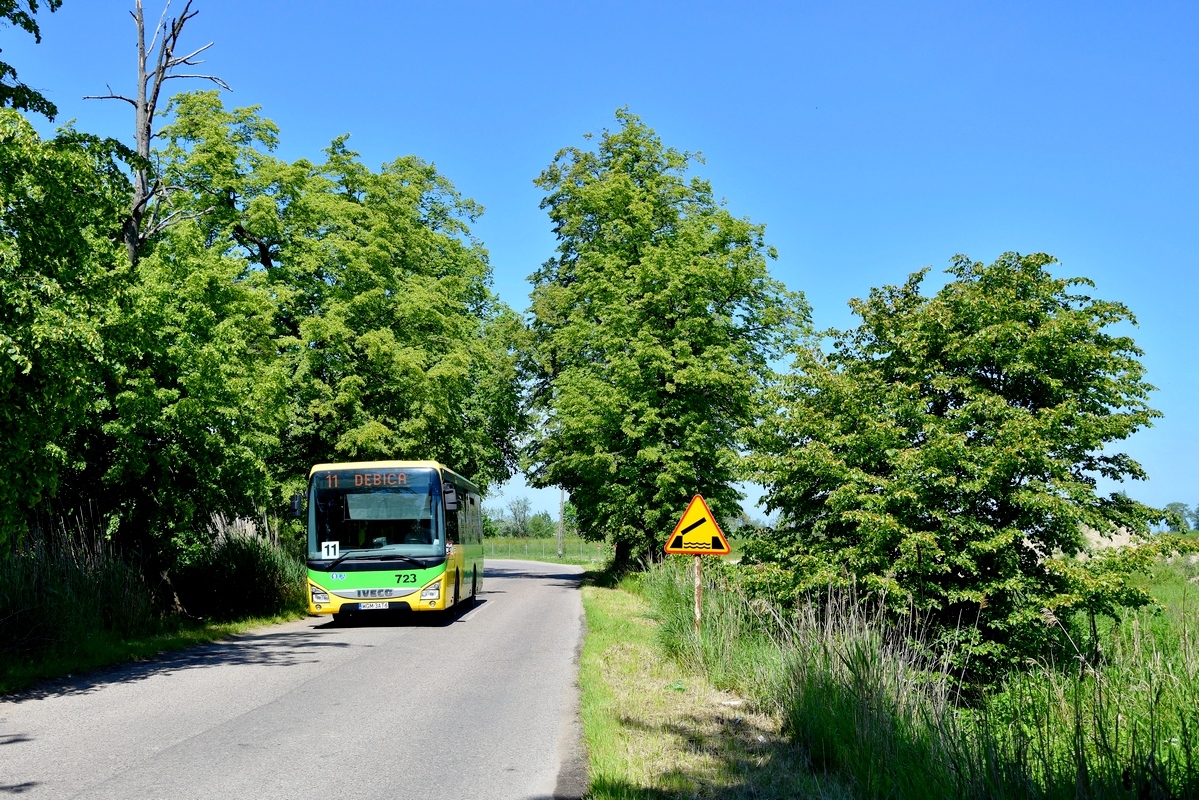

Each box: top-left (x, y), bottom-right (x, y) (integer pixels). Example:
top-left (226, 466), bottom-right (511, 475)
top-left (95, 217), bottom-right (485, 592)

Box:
top-left (664, 495), bottom-right (731, 556)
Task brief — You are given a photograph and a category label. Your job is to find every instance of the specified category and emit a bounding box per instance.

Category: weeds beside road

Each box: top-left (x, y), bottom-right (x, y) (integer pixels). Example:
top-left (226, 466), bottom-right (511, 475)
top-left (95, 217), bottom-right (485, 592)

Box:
top-left (640, 557), bottom-right (1199, 800)
top-left (578, 558), bottom-right (1199, 799)
top-left (1, 517), bottom-right (307, 695)
top-left (580, 574), bottom-right (841, 798)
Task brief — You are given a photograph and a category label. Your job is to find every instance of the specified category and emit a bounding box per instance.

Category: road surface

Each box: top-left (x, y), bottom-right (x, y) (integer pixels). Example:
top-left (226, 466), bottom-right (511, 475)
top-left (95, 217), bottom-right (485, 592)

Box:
top-left (0, 560), bottom-right (586, 800)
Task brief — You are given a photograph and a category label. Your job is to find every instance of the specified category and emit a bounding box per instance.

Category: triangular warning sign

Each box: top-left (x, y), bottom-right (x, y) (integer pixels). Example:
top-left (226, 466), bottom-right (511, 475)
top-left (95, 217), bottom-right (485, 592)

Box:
top-left (664, 495), bottom-right (731, 555)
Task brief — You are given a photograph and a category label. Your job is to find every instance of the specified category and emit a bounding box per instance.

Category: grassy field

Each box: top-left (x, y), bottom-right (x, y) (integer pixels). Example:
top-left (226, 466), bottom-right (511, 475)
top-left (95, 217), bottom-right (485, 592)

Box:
top-left (487, 535), bottom-right (613, 565)
top-left (577, 552), bottom-right (1199, 799)
top-left (637, 557), bottom-right (1199, 800)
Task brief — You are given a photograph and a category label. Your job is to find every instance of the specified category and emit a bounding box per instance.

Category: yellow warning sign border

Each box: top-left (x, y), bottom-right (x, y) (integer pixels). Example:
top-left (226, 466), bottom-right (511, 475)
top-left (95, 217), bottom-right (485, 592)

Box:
top-left (663, 494), bottom-right (731, 556)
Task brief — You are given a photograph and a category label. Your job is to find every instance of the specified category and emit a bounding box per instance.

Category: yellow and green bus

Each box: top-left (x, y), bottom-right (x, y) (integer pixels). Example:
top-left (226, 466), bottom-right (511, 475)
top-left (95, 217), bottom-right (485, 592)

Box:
top-left (304, 461), bottom-right (483, 621)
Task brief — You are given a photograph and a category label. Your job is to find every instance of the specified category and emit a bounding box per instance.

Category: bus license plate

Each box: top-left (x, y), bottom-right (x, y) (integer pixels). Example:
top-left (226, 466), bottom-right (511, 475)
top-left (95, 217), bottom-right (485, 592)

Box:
top-left (359, 602), bottom-right (389, 610)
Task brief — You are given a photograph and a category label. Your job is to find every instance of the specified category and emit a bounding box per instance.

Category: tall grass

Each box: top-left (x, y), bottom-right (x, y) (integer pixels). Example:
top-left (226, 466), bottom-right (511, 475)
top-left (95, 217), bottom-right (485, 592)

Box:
top-left (644, 558), bottom-right (1199, 800)
top-left (0, 520), bottom-right (155, 656)
top-left (1, 513), bottom-right (307, 666)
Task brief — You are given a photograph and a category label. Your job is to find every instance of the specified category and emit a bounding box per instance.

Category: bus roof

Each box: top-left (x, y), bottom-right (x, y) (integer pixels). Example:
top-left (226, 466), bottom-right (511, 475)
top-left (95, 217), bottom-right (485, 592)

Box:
top-left (308, 460), bottom-right (480, 494)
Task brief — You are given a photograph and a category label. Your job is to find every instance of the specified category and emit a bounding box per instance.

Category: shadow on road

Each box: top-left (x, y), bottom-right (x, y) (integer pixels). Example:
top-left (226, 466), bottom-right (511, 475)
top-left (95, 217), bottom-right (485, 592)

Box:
top-left (318, 598), bottom-right (488, 629)
top-left (5, 561), bottom-right (583, 704)
top-left (0, 782), bottom-right (39, 795)
top-left (485, 563), bottom-right (585, 589)
top-left (3, 627), bottom-right (356, 704)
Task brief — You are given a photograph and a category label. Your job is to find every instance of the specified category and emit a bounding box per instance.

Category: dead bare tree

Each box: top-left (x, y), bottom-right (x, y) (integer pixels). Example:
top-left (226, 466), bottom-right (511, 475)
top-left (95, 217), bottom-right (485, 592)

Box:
top-left (85, 0), bottom-right (229, 266)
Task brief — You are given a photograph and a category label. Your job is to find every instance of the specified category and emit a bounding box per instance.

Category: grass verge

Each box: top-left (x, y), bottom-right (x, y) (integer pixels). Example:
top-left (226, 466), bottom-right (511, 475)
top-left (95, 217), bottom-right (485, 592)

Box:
top-left (643, 558), bottom-right (1199, 800)
top-left (0, 610), bottom-right (307, 695)
top-left (579, 574), bottom-right (849, 799)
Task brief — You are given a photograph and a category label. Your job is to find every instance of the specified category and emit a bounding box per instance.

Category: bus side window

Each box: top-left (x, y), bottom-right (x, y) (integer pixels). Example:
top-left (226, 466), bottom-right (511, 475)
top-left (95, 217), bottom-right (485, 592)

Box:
top-left (469, 494), bottom-right (480, 544)
top-left (445, 493), bottom-right (460, 545)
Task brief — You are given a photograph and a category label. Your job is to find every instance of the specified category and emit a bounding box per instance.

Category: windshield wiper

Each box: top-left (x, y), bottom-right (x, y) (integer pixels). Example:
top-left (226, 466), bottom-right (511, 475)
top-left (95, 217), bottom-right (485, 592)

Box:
top-left (321, 552), bottom-right (427, 571)
top-left (323, 552), bottom-right (353, 571)
top-left (377, 554), bottom-right (426, 569)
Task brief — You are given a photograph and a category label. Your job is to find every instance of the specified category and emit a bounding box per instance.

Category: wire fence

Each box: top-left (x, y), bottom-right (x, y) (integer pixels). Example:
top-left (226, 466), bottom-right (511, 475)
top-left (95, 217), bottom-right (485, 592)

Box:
top-left (484, 535), bottom-right (611, 564)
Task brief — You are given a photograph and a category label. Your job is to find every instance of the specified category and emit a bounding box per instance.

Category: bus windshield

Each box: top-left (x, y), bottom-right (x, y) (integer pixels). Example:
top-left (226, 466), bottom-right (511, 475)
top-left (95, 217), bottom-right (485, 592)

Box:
top-left (308, 467), bottom-right (442, 560)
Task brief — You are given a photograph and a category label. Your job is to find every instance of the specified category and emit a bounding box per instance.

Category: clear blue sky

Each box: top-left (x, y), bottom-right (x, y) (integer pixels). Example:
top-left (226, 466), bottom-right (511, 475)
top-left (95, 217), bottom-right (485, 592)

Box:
top-left (9, 1), bottom-right (1198, 517)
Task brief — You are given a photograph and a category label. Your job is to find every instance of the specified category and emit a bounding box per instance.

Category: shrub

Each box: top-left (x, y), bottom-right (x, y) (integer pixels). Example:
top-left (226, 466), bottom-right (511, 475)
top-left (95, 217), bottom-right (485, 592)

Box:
top-left (175, 514), bottom-right (306, 621)
top-left (748, 253), bottom-right (1169, 675)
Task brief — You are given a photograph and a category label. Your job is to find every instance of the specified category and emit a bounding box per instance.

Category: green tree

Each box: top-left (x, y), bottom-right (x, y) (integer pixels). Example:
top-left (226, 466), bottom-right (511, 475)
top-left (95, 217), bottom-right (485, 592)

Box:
top-left (526, 110), bottom-right (808, 568)
top-left (0, 110), bottom-right (129, 549)
top-left (0, 1), bottom-right (62, 120)
top-left (153, 92), bottom-right (524, 494)
top-left (748, 253), bottom-right (1171, 673)
top-left (23, 93), bottom-right (288, 575)
top-left (1164, 502), bottom-right (1191, 531)
top-left (527, 511), bottom-right (555, 539)
top-left (501, 497), bottom-right (532, 537)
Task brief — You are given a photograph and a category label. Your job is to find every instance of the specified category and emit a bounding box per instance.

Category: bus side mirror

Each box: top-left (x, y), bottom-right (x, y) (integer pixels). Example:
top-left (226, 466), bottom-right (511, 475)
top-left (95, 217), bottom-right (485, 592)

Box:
top-left (289, 492), bottom-right (304, 519)
top-left (443, 484), bottom-right (459, 512)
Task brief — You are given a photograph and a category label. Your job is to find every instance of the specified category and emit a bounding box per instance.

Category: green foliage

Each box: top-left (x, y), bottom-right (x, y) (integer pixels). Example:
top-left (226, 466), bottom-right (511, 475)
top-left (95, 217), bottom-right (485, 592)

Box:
top-left (175, 516), bottom-right (306, 621)
top-left (526, 109), bottom-right (808, 567)
top-left (0, 1), bottom-right (63, 120)
top-left (1164, 501), bottom-right (1192, 531)
top-left (646, 560), bottom-right (1199, 800)
top-left (528, 511), bottom-right (556, 539)
top-left (2, 90), bottom-right (524, 583)
top-left (748, 253), bottom-right (1173, 672)
top-left (156, 92), bottom-right (524, 491)
top-left (0, 111), bottom-right (130, 549)
top-left (78, 220), bottom-right (287, 558)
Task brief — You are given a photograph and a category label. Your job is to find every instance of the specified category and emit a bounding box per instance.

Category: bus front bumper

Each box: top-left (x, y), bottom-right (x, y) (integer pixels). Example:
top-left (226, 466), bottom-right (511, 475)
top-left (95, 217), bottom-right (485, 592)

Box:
top-left (308, 577), bottom-right (446, 615)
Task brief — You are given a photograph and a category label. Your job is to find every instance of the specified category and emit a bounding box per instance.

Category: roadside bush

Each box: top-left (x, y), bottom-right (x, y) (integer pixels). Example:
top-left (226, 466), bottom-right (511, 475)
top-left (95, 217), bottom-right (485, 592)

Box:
top-left (0, 521), bottom-right (155, 656)
top-left (175, 515), bottom-right (307, 621)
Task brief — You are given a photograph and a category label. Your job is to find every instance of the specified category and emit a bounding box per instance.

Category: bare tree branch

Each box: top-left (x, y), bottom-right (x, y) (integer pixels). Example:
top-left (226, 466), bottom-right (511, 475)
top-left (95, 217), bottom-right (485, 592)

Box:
top-left (145, 205), bottom-right (214, 239)
top-left (83, 82), bottom-right (137, 106)
top-left (88, 0), bottom-right (228, 266)
top-left (166, 41), bottom-right (213, 67)
top-left (83, 94), bottom-right (137, 106)
top-left (160, 73), bottom-right (230, 90)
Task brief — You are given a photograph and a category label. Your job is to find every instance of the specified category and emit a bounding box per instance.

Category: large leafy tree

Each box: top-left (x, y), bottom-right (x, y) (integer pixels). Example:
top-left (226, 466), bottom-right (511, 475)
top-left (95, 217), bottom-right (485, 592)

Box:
top-left (748, 253), bottom-right (1171, 671)
top-left (527, 110), bottom-right (808, 568)
top-left (0, 110), bottom-right (129, 549)
top-left (153, 92), bottom-right (524, 493)
top-left (38, 93), bottom-right (286, 565)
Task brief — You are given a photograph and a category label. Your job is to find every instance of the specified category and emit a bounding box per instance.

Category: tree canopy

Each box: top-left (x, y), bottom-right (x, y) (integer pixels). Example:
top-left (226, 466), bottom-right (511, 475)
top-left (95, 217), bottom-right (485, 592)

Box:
top-left (0, 111), bottom-right (129, 545)
top-left (747, 253), bottom-right (1171, 671)
top-left (1, 91), bottom-right (524, 565)
top-left (526, 110), bottom-right (808, 567)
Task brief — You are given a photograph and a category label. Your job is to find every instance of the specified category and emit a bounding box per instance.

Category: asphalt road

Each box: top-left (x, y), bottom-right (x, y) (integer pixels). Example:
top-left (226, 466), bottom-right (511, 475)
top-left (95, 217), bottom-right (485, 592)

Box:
top-left (0, 559), bottom-right (586, 800)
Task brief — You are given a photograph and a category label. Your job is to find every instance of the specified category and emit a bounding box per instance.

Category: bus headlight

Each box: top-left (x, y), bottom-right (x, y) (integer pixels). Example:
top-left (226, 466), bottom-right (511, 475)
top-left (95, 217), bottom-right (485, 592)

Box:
top-left (420, 583), bottom-right (440, 600)
top-left (311, 587), bottom-right (330, 603)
